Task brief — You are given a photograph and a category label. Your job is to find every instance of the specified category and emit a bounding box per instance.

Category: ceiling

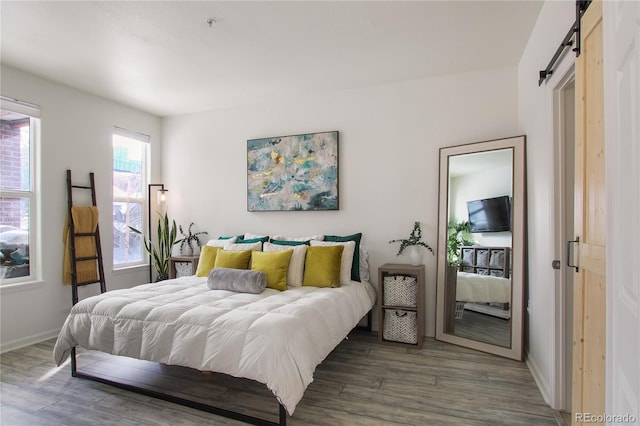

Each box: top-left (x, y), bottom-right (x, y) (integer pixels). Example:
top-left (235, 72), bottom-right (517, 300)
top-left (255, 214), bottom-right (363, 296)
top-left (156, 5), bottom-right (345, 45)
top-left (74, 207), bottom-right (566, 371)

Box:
top-left (449, 148), bottom-right (513, 178)
top-left (1, 1), bottom-right (543, 117)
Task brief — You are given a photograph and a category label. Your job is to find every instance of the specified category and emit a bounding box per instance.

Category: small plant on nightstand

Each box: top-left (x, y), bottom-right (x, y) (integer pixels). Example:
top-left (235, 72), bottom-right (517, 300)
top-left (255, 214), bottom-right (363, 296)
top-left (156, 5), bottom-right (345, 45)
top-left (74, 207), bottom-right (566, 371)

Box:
top-left (177, 223), bottom-right (208, 256)
top-left (389, 221), bottom-right (434, 266)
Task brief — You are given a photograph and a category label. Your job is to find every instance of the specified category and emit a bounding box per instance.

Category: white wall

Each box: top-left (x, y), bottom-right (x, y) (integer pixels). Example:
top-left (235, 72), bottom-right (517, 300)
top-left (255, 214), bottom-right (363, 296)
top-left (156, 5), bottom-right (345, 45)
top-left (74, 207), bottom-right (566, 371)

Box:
top-left (162, 66), bottom-right (520, 337)
top-left (517, 0), bottom-right (576, 408)
top-left (0, 65), bottom-right (162, 351)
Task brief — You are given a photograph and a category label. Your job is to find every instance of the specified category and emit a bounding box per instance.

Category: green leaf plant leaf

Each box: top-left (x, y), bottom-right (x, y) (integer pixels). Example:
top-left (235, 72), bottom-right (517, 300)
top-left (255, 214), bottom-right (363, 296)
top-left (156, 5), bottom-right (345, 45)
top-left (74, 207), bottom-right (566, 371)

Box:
top-left (446, 220), bottom-right (475, 266)
top-left (129, 211), bottom-right (179, 281)
top-left (176, 222), bottom-right (208, 254)
top-left (389, 221), bottom-right (434, 256)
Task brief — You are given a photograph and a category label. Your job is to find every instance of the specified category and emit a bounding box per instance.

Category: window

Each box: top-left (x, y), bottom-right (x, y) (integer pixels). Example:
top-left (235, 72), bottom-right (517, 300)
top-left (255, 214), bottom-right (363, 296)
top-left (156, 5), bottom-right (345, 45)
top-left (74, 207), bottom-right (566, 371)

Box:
top-left (0, 99), bottom-right (40, 285)
top-left (113, 128), bottom-right (148, 268)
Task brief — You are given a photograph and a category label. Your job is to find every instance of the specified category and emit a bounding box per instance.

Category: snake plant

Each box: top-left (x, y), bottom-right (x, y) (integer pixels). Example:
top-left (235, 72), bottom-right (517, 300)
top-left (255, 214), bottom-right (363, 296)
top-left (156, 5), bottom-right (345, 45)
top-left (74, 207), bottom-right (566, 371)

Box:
top-left (129, 212), bottom-right (178, 281)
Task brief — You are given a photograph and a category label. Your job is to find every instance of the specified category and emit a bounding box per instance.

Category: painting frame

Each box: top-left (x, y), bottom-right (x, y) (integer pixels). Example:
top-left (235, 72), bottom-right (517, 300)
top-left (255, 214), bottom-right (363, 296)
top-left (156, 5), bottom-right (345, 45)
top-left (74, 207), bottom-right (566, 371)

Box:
top-left (247, 131), bottom-right (339, 212)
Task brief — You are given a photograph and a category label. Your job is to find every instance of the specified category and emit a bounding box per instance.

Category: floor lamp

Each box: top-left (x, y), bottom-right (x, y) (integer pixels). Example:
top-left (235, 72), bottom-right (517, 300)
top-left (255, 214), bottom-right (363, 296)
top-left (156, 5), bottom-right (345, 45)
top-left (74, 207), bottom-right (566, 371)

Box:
top-left (147, 183), bottom-right (168, 282)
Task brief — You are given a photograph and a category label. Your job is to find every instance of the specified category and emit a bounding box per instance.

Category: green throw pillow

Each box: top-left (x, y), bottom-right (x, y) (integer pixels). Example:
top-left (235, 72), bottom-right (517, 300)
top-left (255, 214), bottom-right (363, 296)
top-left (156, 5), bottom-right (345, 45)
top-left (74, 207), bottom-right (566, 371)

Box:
top-left (251, 250), bottom-right (293, 291)
top-left (324, 233), bottom-right (362, 281)
top-left (303, 245), bottom-right (344, 288)
top-left (269, 239), bottom-right (310, 246)
top-left (218, 234), bottom-right (244, 240)
top-left (237, 236), bottom-right (269, 244)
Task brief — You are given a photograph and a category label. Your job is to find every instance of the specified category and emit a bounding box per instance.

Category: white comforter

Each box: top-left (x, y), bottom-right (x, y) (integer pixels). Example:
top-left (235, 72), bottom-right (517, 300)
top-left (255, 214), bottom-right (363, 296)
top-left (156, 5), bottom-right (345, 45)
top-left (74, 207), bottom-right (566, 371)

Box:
top-left (53, 276), bottom-right (376, 415)
top-left (455, 272), bottom-right (511, 303)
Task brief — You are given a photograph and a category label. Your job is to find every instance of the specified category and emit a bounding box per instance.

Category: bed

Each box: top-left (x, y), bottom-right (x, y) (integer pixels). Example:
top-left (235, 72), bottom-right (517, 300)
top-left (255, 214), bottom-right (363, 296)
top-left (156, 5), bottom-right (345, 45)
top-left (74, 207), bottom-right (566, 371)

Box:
top-left (53, 273), bottom-right (376, 425)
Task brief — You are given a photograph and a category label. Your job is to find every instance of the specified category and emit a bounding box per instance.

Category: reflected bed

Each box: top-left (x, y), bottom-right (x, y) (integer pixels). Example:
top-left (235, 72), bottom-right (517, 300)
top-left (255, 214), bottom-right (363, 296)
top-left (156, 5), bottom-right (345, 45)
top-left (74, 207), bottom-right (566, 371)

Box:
top-left (455, 271), bottom-right (511, 304)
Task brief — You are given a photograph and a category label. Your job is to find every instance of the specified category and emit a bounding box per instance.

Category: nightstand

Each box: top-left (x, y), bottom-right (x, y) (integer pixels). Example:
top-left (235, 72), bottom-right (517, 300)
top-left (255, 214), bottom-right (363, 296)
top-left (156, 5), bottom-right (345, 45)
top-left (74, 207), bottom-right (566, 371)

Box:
top-left (169, 255), bottom-right (200, 279)
top-left (378, 263), bottom-right (425, 348)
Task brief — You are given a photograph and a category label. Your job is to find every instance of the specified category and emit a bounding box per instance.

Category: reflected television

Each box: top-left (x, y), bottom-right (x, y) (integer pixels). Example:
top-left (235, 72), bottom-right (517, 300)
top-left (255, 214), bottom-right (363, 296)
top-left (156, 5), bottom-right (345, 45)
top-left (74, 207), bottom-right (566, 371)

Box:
top-left (466, 195), bottom-right (511, 233)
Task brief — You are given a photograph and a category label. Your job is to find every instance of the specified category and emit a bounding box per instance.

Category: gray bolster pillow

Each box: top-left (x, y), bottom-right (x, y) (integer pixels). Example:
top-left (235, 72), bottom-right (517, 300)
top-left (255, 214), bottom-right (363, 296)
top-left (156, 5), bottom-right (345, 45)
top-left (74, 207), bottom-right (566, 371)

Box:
top-left (207, 268), bottom-right (267, 294)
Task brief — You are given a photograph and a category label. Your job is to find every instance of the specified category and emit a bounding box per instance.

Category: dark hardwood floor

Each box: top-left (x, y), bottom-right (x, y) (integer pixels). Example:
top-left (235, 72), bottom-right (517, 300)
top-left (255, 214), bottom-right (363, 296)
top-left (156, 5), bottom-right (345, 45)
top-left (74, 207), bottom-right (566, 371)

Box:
top-left (1, 330), bottom-right (561, 425)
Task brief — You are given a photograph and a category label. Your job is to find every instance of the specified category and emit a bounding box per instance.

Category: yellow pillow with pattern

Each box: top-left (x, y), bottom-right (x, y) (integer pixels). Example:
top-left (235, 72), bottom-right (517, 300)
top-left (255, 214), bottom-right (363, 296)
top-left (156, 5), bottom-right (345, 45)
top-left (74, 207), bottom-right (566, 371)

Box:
top-left (214, 249), bottom-right (252, 270)
top-left (195, 245), bottom-right (223, 277)
top-left (302, 245), bottom-right (344, 288)
top-left (251, 249), bottom-right (293, 291)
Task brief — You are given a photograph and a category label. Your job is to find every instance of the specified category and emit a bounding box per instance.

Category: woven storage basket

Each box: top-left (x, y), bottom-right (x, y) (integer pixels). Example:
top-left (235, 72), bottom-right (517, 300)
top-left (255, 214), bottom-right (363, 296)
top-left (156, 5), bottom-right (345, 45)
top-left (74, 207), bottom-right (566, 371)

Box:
top-left (383, 275), bottom-right (417, 307)
top-left (175, 262), bottom-right (193, 278)
top-left (382, 309), bottom-right (418, 344)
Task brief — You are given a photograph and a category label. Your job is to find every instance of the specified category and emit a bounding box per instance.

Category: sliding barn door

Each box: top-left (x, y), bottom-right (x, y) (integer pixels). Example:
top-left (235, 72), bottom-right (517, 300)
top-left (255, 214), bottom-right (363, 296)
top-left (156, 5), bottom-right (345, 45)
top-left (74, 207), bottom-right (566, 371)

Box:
top-left (572, 0), bottom-right (606, 423)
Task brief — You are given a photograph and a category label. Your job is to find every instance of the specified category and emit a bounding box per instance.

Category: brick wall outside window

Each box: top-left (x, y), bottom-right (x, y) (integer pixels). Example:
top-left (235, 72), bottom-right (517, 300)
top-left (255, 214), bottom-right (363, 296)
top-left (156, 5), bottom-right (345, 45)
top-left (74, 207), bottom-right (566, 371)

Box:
top-left (1, 118), bottom-right (30, 228)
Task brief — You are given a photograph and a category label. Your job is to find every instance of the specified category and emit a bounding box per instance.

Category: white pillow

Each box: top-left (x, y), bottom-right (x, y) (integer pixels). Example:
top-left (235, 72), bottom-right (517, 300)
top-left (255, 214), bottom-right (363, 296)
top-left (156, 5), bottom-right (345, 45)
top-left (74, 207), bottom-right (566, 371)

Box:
top-left (271, 235), bottom-right (323, 242)
top-left (206, 237), bottom-right (237, 247)
top-left (263, 242), bottom-right (307, 287)
top-left (225, 242), bottom-right (262, 251)
top-left (310, 240), bottom-right (356, 285)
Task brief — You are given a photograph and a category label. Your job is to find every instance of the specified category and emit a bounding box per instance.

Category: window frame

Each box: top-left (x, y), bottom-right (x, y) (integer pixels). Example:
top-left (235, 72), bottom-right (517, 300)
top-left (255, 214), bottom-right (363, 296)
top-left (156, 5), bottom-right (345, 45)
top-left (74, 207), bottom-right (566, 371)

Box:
top-left (0, 97), bottom-right (41, 286)
top-left (112, 127), bottom-right (150, 270)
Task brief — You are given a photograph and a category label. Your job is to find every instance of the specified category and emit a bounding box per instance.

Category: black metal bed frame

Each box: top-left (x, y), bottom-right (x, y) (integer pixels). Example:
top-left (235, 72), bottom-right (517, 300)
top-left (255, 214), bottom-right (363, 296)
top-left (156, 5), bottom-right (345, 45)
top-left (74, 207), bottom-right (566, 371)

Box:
top-left (68, 310), bottom-right (373, 426)
top-left (70, 346), bottom-right (286, 425)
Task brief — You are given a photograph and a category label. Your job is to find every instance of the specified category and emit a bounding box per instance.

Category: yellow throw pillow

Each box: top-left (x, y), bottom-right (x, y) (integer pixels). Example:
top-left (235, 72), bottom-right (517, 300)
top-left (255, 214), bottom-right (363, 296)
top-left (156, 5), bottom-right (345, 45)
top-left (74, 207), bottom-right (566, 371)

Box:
top-left (195, 246), bottom-right (222, 277)
top-left (214, 249), bottom-right (252, 270)
top-left (310, 240), bottom-right (355, 285)
top-left (251, 249), bottom-right (293, 291)
top-left (303, 245), bottom-right (344, 288)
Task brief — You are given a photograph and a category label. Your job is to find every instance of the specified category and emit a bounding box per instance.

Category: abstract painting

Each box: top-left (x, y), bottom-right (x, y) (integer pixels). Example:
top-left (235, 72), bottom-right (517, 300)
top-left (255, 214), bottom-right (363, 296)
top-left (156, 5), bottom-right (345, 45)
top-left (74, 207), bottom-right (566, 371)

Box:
top-left (247, 131), bottom-right (339, 211)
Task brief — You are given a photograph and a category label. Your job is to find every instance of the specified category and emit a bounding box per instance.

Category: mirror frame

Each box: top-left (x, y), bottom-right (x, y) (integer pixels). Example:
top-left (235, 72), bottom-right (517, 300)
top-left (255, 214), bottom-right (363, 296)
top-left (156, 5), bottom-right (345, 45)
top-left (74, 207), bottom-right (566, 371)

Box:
top-left (435, 135), bottom-right (526, 360)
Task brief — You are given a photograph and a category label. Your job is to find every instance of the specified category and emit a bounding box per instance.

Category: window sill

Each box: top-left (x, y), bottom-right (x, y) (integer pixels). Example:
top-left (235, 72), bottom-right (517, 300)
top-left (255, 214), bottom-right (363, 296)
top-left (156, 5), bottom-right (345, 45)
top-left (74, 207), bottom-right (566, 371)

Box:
top-left (0, 279), bottom-right (45, 294)
top-left (113, 264), bottom-right (148, 275)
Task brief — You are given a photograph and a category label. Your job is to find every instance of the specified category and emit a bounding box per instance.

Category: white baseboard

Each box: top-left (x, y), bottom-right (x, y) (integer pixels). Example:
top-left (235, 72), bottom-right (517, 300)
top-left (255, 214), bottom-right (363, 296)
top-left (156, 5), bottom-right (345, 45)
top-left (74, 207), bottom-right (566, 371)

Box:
top-left (1, 328), bottom-right (61, 354)
top-left (526, 352), bottom-right (552, 406)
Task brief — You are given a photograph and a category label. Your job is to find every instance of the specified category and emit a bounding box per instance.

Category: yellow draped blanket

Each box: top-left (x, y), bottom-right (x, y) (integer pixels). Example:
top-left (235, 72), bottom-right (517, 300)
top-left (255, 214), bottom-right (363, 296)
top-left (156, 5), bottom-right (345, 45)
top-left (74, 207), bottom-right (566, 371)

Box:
top-left (63, 206), bottom-right (99, 285)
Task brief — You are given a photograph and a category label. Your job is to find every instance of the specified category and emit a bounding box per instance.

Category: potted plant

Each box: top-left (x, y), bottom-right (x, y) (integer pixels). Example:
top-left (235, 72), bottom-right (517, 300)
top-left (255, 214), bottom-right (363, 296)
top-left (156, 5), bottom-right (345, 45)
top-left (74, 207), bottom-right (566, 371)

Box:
top-left (129, 212), bottom-right (178, 281)
top-left (177, 222), bottom-right (208, 256)
top-left (447, 220), bottom-right (474, 267)
top-left (389, 221), bottom-right (434, 266)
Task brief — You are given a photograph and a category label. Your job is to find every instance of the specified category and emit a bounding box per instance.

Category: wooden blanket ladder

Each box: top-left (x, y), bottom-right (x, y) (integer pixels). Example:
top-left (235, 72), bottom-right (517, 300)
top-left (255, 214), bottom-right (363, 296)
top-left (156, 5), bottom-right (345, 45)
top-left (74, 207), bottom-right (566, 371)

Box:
top-left (66, 169), bottom-right (106, 305)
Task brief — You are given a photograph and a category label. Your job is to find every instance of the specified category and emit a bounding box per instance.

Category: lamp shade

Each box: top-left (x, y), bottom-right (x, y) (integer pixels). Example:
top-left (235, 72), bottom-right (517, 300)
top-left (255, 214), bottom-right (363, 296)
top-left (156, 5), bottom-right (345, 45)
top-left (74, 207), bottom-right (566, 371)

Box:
top-left (157, 188), bottom-right (168, 205)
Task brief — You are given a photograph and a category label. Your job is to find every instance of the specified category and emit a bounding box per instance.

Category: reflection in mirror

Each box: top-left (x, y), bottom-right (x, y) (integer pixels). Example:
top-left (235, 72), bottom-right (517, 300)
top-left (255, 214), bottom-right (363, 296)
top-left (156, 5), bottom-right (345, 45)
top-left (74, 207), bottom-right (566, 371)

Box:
top-left (445, 149), bottom-right (513, 347)
top-left (436, 136), bottom-right (525, 361)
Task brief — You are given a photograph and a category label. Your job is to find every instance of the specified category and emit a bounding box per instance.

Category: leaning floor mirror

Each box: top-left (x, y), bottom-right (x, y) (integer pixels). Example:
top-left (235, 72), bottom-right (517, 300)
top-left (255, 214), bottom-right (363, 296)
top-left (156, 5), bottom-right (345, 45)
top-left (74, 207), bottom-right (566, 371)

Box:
top-left (435, 135), bottom-right (526, 360)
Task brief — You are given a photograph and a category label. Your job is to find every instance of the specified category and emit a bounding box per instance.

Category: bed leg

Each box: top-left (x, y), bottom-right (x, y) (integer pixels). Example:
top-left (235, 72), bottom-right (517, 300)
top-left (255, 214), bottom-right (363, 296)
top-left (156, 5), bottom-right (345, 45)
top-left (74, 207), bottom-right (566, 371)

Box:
top-left (70, 347), bottom-right (77, 377)
top-left (279, 403), bottom-right (287, 426)
top-left (356, 310), bottom-right (373, 332)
